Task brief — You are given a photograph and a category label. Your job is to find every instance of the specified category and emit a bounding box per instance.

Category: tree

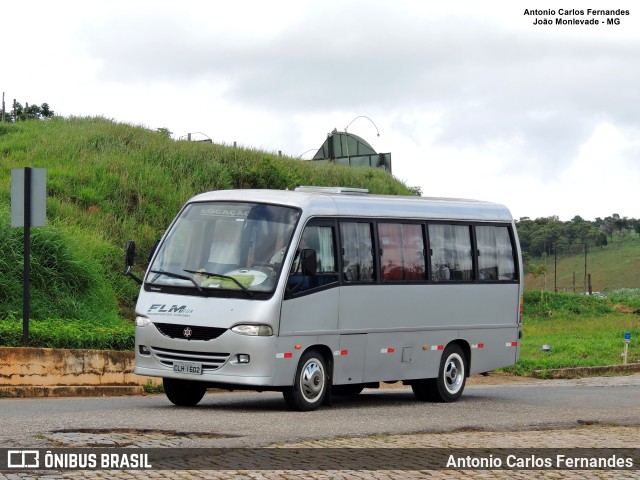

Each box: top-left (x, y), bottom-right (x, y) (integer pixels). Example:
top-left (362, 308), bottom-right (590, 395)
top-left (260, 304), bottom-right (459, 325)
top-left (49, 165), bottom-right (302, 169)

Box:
top-left (156, 127), bottom-right (172, 139)
top-left (528, 263), bottom-right (547, 289)
top-left (595, 232), bottom-right (608, 249)
top-left (40, 103), bottom-right (54, 118)
top-left (2, 101), bottom-right (54, 122)
top-left (517, 213), bottom-right (639, 259)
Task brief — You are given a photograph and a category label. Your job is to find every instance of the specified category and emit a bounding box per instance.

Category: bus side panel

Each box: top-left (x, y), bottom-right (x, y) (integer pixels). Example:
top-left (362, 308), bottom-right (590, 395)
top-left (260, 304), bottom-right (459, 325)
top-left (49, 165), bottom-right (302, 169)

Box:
top-left (339, 283), bottom-right (521, 381)
top-left (279, 288), bottom-right (339, 334)
top-left (339, 284), bottom-right (519, 331)
top-left (465, 326), bottom-right (521, 375)
top-left (362, 330), bottom-right (456, 382)
top-left (334, 334), bottom-right (367, 385)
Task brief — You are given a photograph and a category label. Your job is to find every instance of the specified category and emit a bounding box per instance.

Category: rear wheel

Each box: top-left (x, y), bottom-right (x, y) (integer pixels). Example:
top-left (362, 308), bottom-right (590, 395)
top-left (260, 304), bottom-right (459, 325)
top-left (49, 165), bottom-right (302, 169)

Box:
top-left (163, 378), bottom-right (207, 406)
top-left (433, 344), bottom-right (467, 402)
top-left (411, 344), bottom-right (467, 402)
top-left (283, 350), bottom-right (328, 411)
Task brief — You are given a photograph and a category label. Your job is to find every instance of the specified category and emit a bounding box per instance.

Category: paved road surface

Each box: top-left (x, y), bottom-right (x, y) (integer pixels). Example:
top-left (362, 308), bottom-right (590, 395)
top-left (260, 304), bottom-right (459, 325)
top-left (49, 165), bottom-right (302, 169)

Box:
top-left (1, 375), bottom-right (639, 478)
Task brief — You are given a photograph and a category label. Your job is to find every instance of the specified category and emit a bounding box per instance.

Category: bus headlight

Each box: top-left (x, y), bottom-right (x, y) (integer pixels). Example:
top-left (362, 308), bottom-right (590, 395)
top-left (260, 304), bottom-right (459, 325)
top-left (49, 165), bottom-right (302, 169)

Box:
top-left (231, 324), bottom-right (273, 336)
top-left (135, 315), bottom-right (152, 327)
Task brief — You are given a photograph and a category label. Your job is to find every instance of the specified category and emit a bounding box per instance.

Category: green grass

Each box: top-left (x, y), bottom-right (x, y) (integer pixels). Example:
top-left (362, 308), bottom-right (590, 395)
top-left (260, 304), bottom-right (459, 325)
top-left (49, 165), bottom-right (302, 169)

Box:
top-left (0, 205), bottom-right (118, 322)
top-left (504, 290), bottom-right (640, 375)
top-left (0, 316), bottom-right (133, 350)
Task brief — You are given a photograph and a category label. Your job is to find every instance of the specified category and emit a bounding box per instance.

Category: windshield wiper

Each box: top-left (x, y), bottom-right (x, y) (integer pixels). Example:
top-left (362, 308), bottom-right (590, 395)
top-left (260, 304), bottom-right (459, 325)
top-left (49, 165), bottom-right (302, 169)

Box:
top-left (149, 269), bottom-right (203, 292)
top-left (183, 269), bottom-right (254, 297)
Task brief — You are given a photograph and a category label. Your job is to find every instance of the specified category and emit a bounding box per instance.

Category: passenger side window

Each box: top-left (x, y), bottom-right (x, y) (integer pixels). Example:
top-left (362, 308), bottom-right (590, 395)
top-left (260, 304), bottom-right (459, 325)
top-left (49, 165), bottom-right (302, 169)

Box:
top-left (378, 223), bottom-right (425, 282)
top-left (340, 222), bottom-right (375, 283)
top-left (476, 226), bottom-right (516, 281)
top-left (428, 224), bottom-right (474, 282)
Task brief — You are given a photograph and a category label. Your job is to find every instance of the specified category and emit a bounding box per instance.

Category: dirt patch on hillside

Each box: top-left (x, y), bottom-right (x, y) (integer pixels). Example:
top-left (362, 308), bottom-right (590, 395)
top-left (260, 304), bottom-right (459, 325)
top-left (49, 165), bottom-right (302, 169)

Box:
top-left (612, 303), bottom-right (640, 315)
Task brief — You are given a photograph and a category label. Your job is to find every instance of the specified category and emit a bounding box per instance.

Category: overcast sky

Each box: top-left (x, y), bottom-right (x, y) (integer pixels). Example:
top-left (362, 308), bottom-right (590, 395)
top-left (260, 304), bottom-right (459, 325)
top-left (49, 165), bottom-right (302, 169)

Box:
top-left (3, 1), bottom-right (639, 221)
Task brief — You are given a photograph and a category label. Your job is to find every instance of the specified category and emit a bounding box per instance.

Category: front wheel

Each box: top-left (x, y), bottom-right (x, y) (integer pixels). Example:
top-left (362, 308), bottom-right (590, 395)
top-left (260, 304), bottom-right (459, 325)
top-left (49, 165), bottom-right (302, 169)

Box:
top-left (283, 350), bottom-right (328, 411)
top-left (163, 378), bottom-right (207, 406)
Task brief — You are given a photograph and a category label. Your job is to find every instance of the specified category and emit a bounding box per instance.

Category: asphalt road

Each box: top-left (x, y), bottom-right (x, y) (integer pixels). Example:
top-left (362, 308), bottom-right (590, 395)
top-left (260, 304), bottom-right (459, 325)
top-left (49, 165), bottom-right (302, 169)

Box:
top-left (1, 374), bottom-right (639, 449)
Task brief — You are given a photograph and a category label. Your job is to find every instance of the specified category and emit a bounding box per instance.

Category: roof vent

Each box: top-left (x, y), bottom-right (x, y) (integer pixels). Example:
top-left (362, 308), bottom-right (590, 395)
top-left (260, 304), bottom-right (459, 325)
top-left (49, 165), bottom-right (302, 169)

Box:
top-left (295, 186), bottom-right (369, 195)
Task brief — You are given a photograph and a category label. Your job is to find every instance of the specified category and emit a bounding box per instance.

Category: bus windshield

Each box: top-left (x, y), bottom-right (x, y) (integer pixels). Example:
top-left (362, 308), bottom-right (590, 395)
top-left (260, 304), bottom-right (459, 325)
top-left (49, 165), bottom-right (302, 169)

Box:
top-left (147, 202), bottom-right (300, 294)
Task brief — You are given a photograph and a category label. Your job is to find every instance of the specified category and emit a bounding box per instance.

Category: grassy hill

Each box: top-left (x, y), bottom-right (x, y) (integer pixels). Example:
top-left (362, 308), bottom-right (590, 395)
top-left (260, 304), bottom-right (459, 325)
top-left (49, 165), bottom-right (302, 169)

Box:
top-left (2, 118), bottom-right (638, 371)
top-left (524, 234), bottom-right (640, 293)
top-left (0, 117), bottom-right (412, 322)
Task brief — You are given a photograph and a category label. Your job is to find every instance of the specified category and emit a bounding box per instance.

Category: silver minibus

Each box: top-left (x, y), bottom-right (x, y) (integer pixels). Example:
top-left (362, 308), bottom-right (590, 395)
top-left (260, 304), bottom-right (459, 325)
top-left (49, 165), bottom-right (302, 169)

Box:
top-left (126, 186), bottom-right (523, 411)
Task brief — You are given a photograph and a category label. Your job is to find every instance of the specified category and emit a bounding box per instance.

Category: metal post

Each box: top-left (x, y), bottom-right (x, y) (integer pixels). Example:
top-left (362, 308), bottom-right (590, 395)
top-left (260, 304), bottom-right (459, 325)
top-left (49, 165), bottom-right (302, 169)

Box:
top-left (554, 246), bottom-right (557, 292)
top-left (583, 243), bottom-right (587, 293)
top-left (623, 332), bottom-right (630, 365)
top-left (22, 167), bottom-right (31, 346)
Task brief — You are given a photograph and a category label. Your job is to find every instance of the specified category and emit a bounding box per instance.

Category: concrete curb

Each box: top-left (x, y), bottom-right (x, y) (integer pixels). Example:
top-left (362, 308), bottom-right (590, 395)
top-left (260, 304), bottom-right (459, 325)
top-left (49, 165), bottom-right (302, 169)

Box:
top-left (532, 362), bottom-right (640, 379)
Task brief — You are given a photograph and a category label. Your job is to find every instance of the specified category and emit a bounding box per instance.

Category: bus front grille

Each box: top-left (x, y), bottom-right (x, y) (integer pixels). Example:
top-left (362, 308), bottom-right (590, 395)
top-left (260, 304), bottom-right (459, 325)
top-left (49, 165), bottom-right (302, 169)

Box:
top-left (153, 322), bottom-right (227, 341)
top-left (151, 346), bottom-right (230, 372)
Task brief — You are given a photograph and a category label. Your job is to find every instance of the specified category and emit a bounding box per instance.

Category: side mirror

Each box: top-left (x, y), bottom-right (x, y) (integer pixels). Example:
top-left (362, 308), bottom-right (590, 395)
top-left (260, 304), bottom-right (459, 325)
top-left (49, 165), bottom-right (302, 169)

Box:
top-left (124, 240), bottom-right (142, 285)
top-left (300, 249), bottom-right (317, 276)
top-left (125, 240), bottom-right (136, 268)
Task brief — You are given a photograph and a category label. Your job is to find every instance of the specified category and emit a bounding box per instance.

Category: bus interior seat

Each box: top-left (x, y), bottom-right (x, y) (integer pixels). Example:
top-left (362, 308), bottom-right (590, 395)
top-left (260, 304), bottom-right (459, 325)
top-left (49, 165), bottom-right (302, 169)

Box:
top-left (206, 242), bottom-right (240, 273)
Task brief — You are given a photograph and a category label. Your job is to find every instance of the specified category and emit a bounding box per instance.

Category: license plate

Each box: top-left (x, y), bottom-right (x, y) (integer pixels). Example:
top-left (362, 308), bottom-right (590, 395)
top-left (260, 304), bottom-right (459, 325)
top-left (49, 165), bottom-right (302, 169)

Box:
top-left (173, 361), bottom-right (202, 375)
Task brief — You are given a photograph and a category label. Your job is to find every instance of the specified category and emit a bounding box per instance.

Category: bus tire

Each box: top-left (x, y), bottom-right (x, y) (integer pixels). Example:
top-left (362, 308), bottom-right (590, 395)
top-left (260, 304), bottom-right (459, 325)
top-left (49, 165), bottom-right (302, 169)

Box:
top-left (332, 384), bottom-right (364, 396)
top-left (283, 350), bottom-right (328, 411)
top-left (163, 378), bottom-right (207, 406)
top-left (411, 378), bottom-right (436, 401)
top-left (433, 344), bottom-right (467, 402)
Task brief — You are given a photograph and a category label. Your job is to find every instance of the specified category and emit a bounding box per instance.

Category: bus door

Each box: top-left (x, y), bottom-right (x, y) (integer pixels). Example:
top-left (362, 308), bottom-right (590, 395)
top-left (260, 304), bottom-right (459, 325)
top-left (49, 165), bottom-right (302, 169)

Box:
top-left (279, 220), bottom-right (341, 349)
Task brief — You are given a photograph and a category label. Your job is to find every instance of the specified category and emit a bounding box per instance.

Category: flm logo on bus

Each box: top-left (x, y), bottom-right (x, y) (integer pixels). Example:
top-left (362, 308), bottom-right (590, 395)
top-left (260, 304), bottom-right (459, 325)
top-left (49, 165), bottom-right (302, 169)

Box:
top-left (147, 304), bottom-right (194, 317)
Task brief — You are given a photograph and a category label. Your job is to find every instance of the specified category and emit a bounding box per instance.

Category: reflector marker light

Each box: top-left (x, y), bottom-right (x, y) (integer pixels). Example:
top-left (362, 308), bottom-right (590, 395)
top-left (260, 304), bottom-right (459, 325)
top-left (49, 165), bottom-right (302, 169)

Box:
top-left (430, 345), bottom-right (444, 351)
top-left (333, 350), bottom-right (349, 356)
top-left (381, 347), bottom-right (395, 354)
top-left (276, 352), bottom-right (293, 359)
top-left (506, 341), bottom-right (518, 348)
top-left (471, 343), bottom-right (485, 349)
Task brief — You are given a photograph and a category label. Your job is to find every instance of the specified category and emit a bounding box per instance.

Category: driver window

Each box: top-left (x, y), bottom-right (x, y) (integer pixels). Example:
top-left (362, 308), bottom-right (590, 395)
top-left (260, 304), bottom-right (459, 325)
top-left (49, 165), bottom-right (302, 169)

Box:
top-left (287, 222), bottom-right (338, 295)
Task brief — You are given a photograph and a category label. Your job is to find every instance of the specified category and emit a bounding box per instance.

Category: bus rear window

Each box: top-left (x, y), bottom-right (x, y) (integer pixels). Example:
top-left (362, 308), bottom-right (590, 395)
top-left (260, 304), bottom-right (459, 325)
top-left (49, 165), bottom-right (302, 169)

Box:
top-left (476, 225), bottom-right (516, 281)
top-left (428, 224), bottom-right (473, 282)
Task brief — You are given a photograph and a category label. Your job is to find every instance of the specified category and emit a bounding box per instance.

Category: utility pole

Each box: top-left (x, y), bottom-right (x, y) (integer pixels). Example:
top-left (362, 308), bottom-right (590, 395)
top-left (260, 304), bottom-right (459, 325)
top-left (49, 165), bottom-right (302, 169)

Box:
top-left (583, 243), bottom-right (588, 294)
top-left (554, 245), bottom-right (557, 292)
